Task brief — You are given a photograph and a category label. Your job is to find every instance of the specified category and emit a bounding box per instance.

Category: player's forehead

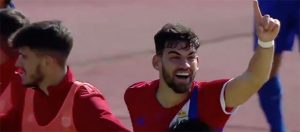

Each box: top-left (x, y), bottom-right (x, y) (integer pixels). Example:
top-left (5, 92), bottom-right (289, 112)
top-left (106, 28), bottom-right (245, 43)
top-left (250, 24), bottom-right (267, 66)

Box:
top-left (18, 47), bottom-right (37, 56)
top-left (163, 41), bottom-right (197, 54)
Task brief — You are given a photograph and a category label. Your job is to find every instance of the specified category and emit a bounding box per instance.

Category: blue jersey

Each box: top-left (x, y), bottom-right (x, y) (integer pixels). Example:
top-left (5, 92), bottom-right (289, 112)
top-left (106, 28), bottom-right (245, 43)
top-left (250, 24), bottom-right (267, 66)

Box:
top-left (254, 0), bottom-right (300, 53)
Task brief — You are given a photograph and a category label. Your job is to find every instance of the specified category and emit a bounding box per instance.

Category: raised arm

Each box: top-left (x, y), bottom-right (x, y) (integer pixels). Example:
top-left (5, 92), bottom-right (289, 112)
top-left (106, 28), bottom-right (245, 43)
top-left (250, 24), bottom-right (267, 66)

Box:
top-left (224, 0), bottom-right (280, 107)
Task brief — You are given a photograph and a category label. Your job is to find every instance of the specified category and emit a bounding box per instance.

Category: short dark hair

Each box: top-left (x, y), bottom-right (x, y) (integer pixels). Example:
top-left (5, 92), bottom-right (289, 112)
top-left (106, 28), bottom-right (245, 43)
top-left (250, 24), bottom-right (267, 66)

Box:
top-left (154, 23), bottom-right (200, 56)
top-left (0, 9), bottom-right (29, 40)
top-left (10, 20), bottom-right (73, 66)
top-left (0, 9), bottom-right (28, 56)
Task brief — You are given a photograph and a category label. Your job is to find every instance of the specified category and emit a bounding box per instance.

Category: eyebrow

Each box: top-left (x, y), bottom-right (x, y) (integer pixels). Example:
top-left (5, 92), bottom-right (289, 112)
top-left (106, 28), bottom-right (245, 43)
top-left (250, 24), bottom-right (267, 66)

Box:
top-left (167, 51), bottom-right (180, 55)
top-left (167, 51), bottom-right (196, 56)
top-left (188, 51), bottom-right (196, 56)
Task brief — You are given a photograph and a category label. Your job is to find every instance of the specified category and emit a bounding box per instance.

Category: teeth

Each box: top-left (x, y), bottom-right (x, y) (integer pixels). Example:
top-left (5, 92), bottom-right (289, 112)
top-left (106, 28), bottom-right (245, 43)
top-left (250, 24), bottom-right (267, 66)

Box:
top-left (176, 72), bottom-right (189, 76)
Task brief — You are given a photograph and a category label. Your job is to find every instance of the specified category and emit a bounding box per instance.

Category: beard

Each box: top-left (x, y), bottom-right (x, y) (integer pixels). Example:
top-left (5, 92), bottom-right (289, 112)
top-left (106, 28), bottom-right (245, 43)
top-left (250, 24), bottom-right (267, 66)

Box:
top-left (161, 65), bottom-right (195, 93)
top-left (24, 64), bottom-right (44, 88)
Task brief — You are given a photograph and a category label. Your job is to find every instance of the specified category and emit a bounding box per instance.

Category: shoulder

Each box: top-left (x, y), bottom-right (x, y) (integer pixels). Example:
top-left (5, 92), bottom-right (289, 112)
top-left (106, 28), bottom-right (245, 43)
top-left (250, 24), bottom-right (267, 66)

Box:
top-left (127, 81), bottom-right (147, 90)
top-left (125, 80), bottom-right (158, 93)
top-left (72, 81), bottom-right (110, 112)
top-left (124, 80), bottom-right (158, 101)
top-left (73, 81), bottom-right (104, 99)
top-left (198, 79), bottom-right (229, 90)
top-left (196, 79), bottom-right (230, 99)
top-left (125, 81), bottom-right (148, 97)
top-left (196, 79), bottom-right (233, 128)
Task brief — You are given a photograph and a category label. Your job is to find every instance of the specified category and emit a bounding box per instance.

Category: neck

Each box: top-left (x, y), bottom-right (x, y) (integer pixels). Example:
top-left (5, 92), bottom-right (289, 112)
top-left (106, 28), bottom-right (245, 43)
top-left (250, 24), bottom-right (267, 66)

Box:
top-left (39, 66), bottom-right (67, 95)
top-left (156, 80), bottom-right (189, 108)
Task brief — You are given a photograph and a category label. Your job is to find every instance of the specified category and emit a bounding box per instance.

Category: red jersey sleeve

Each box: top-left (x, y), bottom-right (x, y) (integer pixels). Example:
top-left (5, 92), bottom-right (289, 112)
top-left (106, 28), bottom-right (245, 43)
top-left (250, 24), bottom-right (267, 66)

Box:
top-left (124, 81), bottom-right (147, 105)
top-left (198, 79), bottom-right (233, 128)
top-left (73, 85), bottom-right (129, 132)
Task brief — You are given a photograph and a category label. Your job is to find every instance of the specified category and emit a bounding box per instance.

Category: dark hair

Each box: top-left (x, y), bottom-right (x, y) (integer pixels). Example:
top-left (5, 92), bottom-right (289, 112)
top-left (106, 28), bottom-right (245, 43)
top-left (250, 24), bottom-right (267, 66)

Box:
top-left (154, 23), bottom-right (200, 56)
top-left (169, 119), bottom-right (212, 132)
top-left (0, 9), bottom-right (29, 40)
top-left (5, 0), bottom-right (12, 5)
top-left (0, 9), bottom-right (28, 56)
top-left (10, 20), bottom-right (73, 66)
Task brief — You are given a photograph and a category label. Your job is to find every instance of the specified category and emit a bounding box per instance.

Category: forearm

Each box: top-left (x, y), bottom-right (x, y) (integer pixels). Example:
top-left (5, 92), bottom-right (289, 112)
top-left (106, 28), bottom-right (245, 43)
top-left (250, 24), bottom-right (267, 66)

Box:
top-left (247, 45), bottom-right (274, 85)
top-left (225, 44), bottom-right (274, 107)
top-left (225, 0), bottom-right (280, 107)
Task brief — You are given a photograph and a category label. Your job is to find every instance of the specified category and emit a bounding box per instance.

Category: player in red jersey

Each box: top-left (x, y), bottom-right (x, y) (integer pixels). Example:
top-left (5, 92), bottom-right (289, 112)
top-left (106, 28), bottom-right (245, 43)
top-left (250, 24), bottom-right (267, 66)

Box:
top-left (9, 20), bottom-right (129, 131)
top-left (125, 1), bottom-right (280, 131)
top-left (0, 9), bottom-right (29, 131)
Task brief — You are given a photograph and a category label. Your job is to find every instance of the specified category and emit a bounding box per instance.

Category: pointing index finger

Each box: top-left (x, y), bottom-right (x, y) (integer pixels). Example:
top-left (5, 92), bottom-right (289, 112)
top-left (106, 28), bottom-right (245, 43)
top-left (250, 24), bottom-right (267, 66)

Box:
top-left (254, 0), bottom-right (262, 22)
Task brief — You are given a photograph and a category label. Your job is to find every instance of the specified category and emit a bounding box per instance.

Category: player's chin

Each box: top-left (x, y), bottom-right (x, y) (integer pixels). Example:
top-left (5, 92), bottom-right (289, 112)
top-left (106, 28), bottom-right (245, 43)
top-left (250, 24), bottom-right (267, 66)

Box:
top-left (173, 83), bottom-right (191, 93)
top-left (22, 78), bottom-right (29, 85)
top-left (23, 82), bottom-right (33, 87)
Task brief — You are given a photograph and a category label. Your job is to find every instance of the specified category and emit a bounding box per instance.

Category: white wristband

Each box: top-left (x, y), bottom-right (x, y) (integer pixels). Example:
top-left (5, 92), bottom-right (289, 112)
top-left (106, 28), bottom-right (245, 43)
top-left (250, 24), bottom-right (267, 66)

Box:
top-left (258, 39), bottom-right (274, 48)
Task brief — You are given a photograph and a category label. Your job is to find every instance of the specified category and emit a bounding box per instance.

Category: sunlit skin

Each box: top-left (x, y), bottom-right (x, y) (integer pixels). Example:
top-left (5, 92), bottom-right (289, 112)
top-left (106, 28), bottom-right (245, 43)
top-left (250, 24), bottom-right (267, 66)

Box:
top-left (153, 41), bottom-right (199, 108)
top-left (14, 46), bottom-right (68, 95)
top-left (15, 47), bottom-right (45, 88)
top-left (160, 43), bottom-right (199, 94)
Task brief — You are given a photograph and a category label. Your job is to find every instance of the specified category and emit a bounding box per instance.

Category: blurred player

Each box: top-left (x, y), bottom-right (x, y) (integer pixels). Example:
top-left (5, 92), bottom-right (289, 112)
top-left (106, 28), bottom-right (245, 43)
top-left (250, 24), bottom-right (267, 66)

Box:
top-left (254, 0), bottom-right (299, 131)
top-left (0, 9), bottom-right (28, 131)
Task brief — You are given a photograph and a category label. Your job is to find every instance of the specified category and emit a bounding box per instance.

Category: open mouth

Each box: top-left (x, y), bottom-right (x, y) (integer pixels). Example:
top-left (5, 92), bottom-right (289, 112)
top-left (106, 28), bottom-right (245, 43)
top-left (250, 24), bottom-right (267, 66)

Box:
top-left (15, 68), bottom-right (25, 77)
top-left (175, 72), bottom-right (190, 79)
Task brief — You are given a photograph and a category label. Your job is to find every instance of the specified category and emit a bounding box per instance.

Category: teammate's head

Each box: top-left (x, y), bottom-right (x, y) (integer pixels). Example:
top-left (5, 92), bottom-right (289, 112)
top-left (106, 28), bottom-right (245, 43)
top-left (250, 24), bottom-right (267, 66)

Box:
top-left (0, 9), bottom-right (29, 60)
top-left (152, 23), bottom-right (200, 93)
top-left (0, 9), bottom-right (28, 41)
top-left (11, 20), bottom-right (73, 67)
top-left (10, 20), bottom-right (73, 87)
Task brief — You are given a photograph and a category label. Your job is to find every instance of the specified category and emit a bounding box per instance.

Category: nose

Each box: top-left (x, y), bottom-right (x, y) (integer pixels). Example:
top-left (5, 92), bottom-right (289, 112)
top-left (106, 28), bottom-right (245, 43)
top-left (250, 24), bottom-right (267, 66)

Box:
top-left (178, 59), bottom-right (190, 69)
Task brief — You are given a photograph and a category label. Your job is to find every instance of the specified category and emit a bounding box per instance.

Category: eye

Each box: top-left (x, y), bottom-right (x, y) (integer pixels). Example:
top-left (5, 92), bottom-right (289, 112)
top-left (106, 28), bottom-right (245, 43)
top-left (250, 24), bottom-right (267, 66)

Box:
top-left (188, 56), bottom-right (196, 61)
top-left (170, 56), bottom-right (180, 60)
top-left (19, 54), bottom-right (27, 59)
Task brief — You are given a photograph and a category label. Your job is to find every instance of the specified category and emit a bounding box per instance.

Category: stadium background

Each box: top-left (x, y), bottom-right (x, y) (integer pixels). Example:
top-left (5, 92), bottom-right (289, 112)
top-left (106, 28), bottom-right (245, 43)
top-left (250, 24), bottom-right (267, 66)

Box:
top-left (14, 0), bottom-right (299, 131)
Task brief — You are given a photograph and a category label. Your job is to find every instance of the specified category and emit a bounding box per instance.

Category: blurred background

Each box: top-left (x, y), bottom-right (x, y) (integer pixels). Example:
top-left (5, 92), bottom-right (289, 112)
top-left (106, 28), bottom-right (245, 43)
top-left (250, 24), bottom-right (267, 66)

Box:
top-left (14, 0), bottom-right (299, 131)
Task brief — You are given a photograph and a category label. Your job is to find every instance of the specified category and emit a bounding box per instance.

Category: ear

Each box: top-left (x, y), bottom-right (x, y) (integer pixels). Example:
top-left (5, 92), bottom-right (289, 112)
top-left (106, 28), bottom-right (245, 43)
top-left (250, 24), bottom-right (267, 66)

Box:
top-left (152, 55), bottom-right (160, 71)
top-left (195, 56), bottom-right (199, 71)
top-left (41, 55), bottom-right (54, 67)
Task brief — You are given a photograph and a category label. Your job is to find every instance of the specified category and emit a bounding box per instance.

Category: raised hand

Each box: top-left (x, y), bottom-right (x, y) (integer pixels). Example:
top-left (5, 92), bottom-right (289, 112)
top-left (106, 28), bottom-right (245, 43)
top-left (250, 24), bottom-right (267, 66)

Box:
top-left (254, 0), bottom-right (280, 42)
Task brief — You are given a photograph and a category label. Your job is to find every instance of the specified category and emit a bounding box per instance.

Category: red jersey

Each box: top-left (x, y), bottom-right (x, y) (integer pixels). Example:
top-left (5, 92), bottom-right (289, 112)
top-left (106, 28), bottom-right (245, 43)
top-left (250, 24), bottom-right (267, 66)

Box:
top-left (0, 57), bottom-right (26, 131)
top-left (5, 67), bottom-right (129, 131)
top-left (124, 79), bottom-right (235, 131)
top-left (22, 81), bottom-right (106, 131)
